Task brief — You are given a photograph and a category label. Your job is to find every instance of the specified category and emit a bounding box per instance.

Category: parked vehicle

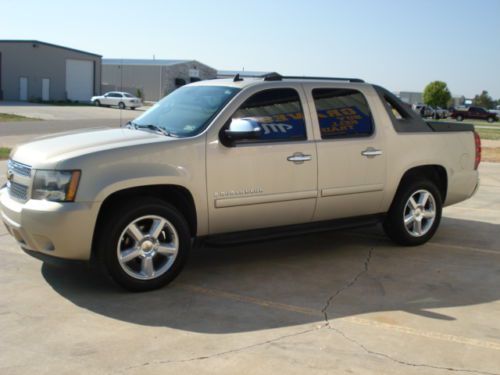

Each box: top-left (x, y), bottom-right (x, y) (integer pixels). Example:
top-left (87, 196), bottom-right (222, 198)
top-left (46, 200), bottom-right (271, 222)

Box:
top-left (91, 91), bottom-right (142, 110)
top-left (433, 106), bottom-right (448, 119)
top-left (489, 108), bottom-right (500, 118)
top-left (413, 104), bottom-right (434, 118)
top-left (1, 74), bottom-right (481, 291)
top-left (451, 106), bottom-right (498, 123)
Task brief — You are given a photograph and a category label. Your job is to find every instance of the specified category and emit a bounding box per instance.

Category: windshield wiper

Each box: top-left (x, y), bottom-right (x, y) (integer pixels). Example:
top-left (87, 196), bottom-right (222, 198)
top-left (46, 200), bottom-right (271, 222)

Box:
top-left (126, 121), bottom-right (175, 137)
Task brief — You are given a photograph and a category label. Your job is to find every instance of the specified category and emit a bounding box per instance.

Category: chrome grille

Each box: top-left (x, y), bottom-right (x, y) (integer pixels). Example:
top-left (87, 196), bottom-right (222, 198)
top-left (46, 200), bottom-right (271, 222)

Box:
top-left (7, 181), bottom-right (29, 201)
top-left (8, 159), bottom-right (32, 177)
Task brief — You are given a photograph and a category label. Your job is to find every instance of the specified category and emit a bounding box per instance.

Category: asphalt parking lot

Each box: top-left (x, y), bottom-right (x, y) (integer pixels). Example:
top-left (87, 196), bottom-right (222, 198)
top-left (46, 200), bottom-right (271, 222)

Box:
top-left (0, 161), bottom-right (499, 374)
top-left (0, 102), bottom-right (142, 147)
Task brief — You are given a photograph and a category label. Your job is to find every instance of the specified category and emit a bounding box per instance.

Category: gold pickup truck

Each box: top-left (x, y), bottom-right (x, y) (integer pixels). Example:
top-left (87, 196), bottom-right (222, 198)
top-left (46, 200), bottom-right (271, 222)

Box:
top-left (1, 74), bottom-right (481, 291)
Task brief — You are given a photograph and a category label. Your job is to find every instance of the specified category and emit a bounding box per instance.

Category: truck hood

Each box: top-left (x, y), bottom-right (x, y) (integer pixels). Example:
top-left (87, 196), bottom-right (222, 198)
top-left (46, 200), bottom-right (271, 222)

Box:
top-left (11, 127), bottom-right (168, 167)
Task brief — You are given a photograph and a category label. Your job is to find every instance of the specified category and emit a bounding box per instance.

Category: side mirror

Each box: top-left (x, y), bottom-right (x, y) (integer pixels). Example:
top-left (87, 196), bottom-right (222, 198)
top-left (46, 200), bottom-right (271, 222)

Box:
top-left (224, 118), bottom-right (262, 142)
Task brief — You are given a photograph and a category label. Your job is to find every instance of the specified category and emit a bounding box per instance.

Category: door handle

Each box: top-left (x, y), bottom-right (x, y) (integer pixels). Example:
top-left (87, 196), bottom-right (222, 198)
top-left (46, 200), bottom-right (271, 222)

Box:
top-left (361, 148), bottom-right (383, 157)
top-left (287, 153), bottom-right (312, 163)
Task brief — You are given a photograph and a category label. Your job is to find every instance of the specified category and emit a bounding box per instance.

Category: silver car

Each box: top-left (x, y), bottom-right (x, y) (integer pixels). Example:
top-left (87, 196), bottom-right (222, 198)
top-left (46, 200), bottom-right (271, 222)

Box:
top-left (91, 91), bottom-right (142, 110)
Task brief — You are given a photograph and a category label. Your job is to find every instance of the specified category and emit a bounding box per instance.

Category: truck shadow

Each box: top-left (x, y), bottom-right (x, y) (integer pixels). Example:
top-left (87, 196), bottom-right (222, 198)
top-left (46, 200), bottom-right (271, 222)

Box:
top-left (41, 216), bottom-right (500, 333)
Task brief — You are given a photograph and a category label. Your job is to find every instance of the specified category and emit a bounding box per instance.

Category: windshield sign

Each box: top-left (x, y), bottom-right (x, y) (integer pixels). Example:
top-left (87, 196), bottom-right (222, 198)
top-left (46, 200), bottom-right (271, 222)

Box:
top-left (133, 86), bottom-right (240, 137)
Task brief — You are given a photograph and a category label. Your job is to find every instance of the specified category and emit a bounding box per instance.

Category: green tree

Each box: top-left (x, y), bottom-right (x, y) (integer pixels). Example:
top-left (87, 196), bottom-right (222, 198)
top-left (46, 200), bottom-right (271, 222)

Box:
top-left (423, 81), bottom-right (452, 108)
top-left (472, 90), bottom-right (494, 109)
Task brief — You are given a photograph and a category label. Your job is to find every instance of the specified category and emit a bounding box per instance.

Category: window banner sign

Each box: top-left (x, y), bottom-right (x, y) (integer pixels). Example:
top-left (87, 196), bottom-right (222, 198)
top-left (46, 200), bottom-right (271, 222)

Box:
top-left (241, 113), bottom-right (306, 140)
top-left (317, 106), bottom-right (373, 136)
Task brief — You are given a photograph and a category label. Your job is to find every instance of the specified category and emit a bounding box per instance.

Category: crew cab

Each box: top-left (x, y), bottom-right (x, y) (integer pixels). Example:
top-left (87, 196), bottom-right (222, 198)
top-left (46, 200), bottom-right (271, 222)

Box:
top-left (451, 106), bottom-right (498, 123)
top-left (1, 74), bottom-right (481, 291)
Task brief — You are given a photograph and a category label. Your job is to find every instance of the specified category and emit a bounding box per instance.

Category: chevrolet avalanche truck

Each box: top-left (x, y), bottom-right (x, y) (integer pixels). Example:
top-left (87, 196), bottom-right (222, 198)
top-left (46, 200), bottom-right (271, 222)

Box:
top-left (1, 74), bottom-right (481, 291)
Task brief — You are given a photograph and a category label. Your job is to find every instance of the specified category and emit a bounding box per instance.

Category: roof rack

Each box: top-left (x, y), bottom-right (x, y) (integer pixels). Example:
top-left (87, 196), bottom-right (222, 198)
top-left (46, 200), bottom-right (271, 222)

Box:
top-left (260, 72), bottom-right (364, 83)
top-left (284, 75), bottom-right (365, 83)
top-left (232, 72), bottom-right (365, 83)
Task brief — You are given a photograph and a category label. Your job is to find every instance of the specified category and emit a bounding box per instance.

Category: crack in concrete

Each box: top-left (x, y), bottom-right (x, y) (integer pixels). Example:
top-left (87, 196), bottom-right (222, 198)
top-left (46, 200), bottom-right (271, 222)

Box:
top-left (117, 326), bottom-right (323, 374)
top-left (322, 247), bottom-right (498, 375)
top-left (321, 247), bottom-right (373, 326)
top-left (117, 244), bottom-right (497, 374)
top-left (327, 324), bottom-right (498, 375)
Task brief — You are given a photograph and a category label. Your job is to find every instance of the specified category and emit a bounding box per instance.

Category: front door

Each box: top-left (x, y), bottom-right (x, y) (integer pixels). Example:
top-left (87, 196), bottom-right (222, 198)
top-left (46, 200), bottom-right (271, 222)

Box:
top-left (19, 77), bottom-right (28, 101)
top-left (206, 87), bottom-right (318, 234)
top-left (305, 85), bottom-right (387, 221)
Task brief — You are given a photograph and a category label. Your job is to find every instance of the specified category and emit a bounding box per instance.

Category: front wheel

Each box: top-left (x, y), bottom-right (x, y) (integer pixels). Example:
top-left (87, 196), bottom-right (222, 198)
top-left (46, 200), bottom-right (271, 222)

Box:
top-left (456, 115), bottom-right (463, 121)
top-left (94, 100), bottom-right (101, 107)
top-left (383, 180), bottom-right (442, 246)
top-left (97, 198), bottom-right (191, 291)
top-left (487, 116), bottom-right (495, 123)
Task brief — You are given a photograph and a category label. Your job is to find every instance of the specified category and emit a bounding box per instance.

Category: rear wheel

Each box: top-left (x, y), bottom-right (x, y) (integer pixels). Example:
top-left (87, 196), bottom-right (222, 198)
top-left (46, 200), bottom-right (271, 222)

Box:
top-left (383, 180), bottom-right (442, 246)
top-left (118, 102), bottom-right (126, 110)
top-left (456, 115), bottom-right (463, 121)
top-left (97, 198), bottom-right (191, 291)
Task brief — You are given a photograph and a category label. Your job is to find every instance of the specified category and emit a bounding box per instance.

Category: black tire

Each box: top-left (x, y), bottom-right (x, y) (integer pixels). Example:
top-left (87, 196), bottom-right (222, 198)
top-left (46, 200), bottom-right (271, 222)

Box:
top-left (456, 115), bottom-right (463, 121)
top-left (131, 107), bottom-right (136, 110)
top-left (118, 102), bottom-right (126, 110)
top-left (94, 100), bottom-right (101, 107)
top-left (487, 116), bottom-right (494, 123)
top-left (383, 180), bottom-right (442, 246)
top-left (97, 197), bottom-right (191, 291)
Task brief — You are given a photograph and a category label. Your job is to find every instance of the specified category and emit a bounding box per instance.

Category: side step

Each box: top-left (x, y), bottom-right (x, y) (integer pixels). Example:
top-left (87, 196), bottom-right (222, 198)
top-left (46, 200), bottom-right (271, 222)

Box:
top-left (202, 214), bottom-right (383, 247)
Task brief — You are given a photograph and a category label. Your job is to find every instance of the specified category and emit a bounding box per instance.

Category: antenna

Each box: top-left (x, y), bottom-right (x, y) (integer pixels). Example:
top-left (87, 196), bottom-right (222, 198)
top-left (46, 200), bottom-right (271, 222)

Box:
top-left (233, 74), bottom-right (243, 82)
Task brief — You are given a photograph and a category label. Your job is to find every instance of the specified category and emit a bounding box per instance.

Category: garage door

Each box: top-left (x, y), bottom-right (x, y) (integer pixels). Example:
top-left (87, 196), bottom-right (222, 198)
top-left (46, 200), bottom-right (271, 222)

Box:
top-left (65, 59), bottom-right (93, 101)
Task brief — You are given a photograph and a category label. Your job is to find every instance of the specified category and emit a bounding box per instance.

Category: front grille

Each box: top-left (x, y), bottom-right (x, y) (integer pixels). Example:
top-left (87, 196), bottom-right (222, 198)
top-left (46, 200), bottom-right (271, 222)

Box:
top-left (8, 181), bottom-right (29, 201)
top-left (8, 159), bottom-right (32, 177)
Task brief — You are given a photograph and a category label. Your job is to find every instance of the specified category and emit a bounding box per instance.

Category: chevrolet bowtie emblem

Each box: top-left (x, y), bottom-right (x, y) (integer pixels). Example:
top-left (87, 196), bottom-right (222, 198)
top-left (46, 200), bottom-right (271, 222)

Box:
top-left (7, 169), bottom-right (14, 182)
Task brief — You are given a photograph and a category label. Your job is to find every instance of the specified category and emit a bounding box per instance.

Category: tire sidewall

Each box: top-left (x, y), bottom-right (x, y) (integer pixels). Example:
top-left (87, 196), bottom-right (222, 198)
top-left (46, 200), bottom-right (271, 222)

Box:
top-left (384, 180), bottom-right (442, 246)
top-left (99, 198), bottom-right (191, 291)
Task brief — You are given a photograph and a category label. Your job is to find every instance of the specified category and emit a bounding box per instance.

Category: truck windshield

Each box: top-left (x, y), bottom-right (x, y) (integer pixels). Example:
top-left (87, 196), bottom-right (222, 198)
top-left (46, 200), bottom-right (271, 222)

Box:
top-left (132, 86), bottom-right (240, 137)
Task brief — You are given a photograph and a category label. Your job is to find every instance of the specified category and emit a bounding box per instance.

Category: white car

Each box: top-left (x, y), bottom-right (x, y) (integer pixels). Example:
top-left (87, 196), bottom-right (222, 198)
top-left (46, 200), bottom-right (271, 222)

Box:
top-left (91, 92), bottom-right (142, 110)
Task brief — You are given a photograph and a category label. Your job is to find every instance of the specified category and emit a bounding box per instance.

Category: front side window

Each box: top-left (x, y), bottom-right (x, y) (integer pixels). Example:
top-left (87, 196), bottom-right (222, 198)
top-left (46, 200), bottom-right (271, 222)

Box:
top-left (231, 88), bottom-right (307, 142)
top-left (133, 85), bottom-right (240, 137)
top-left (312, 89), bottom-right (374, 139)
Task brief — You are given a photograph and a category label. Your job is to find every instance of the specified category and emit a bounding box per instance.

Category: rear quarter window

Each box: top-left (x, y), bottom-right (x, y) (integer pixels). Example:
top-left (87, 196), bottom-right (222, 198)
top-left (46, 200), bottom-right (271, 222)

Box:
top-left (312, 89), bottom-right (374, 139)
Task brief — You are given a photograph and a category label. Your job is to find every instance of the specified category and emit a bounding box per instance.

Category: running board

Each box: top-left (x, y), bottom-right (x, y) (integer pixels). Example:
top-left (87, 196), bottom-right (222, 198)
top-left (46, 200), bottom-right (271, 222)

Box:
top-left (201, 214), bottom-right (384, 247)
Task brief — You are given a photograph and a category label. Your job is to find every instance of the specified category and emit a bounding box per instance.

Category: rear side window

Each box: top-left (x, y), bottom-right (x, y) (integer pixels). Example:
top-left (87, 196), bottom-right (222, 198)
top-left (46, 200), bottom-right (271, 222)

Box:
top-left (232, 88), bottom-right (306, 142)
top-left (312, 89), bottom-right (374, 139)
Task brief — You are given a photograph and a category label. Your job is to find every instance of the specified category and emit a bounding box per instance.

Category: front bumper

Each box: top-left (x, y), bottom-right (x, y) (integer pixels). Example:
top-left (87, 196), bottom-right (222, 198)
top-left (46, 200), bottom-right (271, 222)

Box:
top-left (0, 188), bottom-right (99, 260)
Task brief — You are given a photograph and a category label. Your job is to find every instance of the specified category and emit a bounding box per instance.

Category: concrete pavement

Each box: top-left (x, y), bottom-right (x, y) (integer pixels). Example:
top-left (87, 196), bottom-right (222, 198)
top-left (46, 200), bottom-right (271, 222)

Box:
top-left (0, 162), bottom-right (499, 374)
top-left (0, 101), bottom-right (146, 120)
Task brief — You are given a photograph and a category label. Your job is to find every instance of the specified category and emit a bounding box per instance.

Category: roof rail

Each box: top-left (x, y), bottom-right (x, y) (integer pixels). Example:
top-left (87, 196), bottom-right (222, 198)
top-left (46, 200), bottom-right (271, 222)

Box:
top-left (233, 72), bottom-right (365, 83)
top-left (284, 76), bottom-right (365, 83)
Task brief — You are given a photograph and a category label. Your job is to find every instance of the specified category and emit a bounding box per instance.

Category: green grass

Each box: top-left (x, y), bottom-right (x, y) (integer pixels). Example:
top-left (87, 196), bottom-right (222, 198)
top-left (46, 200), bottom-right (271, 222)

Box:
top-left (476, 128), bottom-right (500, 140)
top-left (0, 113), bottom-right (40, 122)
top-left (0, 147), bottom-right (11, 160)
top-left (431, 119), bottom-right (500, 139)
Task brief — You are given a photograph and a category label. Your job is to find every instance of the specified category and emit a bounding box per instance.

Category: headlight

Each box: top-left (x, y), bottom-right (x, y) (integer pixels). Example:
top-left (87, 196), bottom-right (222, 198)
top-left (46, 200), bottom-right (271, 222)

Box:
top-left (32, 170), bottom-right (81, 202)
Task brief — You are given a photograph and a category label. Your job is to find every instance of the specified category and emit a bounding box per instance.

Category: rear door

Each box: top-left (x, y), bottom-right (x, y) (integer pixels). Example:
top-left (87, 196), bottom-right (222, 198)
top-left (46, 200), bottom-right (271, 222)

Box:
top-left (206, 86), bottom-right (318, 234)
top-left (304, 84), bottom-right (387, 220)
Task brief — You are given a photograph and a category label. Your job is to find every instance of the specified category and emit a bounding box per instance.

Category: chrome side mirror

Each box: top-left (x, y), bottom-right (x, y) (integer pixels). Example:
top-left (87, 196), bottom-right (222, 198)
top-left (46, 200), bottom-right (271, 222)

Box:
top-left (224, 118), bottom-right (262, 141)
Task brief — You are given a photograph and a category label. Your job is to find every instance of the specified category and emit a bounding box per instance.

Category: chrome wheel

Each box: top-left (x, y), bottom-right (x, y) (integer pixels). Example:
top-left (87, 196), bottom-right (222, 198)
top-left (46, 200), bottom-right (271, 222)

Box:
top-left (117, 215), bottom-right (179, 280)
top-left (403, 189), bottom-right (436, 237)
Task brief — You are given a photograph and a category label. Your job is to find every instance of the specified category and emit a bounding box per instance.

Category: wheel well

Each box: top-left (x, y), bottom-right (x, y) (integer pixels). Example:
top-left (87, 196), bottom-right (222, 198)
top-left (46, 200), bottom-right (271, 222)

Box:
top-left (91, 185), bottom-right (197, 260)
top-left (396, 165), bottom-right (448, 202)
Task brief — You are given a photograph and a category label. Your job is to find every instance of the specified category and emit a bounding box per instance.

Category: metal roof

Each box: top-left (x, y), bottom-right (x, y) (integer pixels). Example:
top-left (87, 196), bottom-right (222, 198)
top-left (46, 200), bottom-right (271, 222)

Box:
top-left (0, 40), bottom-right (101, 57)
top-left (102, 58), bottom-right (193, 66)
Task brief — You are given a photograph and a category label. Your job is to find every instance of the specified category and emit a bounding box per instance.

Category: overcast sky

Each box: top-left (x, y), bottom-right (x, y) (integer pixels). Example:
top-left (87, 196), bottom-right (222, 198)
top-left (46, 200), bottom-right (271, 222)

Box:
top-left (1, 0), bottom-right (499, 98)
